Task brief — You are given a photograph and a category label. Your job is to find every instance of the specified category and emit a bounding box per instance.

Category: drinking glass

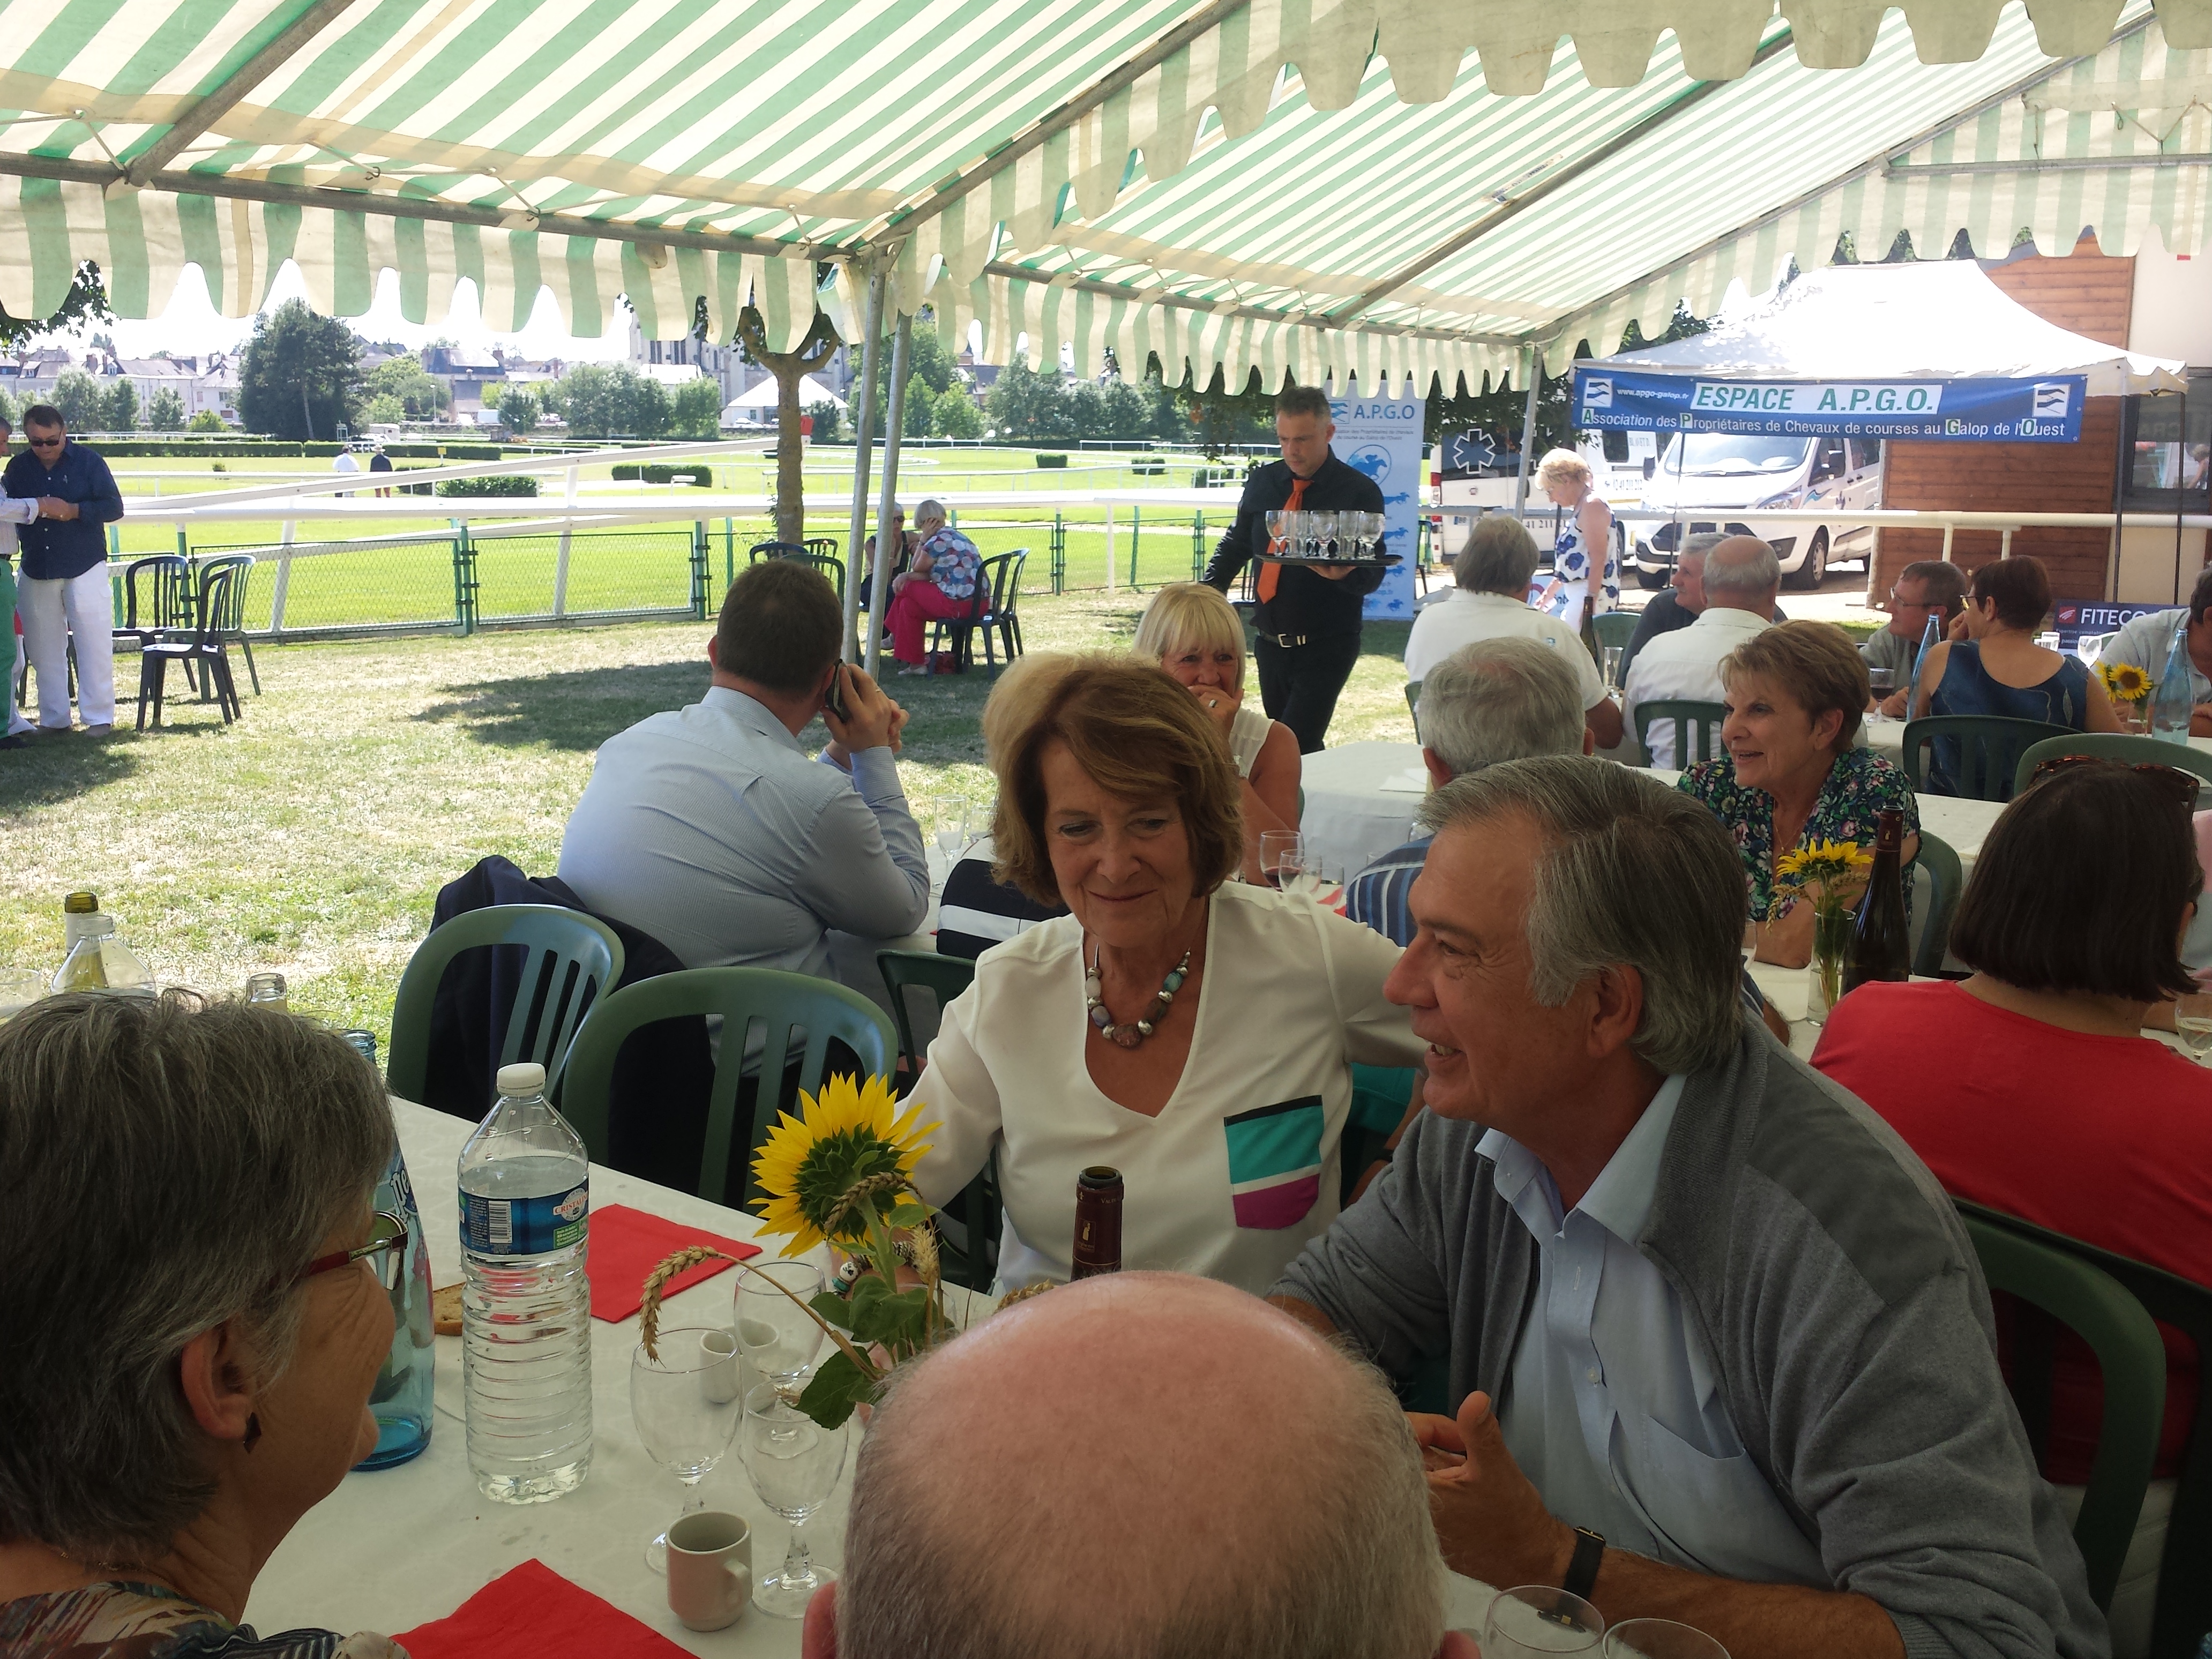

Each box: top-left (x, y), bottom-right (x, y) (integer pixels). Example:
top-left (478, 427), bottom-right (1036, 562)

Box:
top-left (631, 1329), bottom-right (745, 1572)
top-left (1265, 509), bottom-right (1295, 557)
top-left (1307, 510), bottom-right (1341, 560)
top-left (0, 968), bottom-right (44, 1022)
top-left (1480, 1586), bottom-right (1603, 1658)
top-left (1866, 666), bottom-right (1896, 722)
top-left (734, 1261), bottom-right (827, 1393)
top-left (2175, 993), bottom-right (2212, 1063)
top-left (742, 1384), bottom-right (851, 1618)
top-left (1602, 645), bottom-right (1625, 689)
top-left (1359, 511), bottom-right (1386, 557)
top-left (1258, 831), bottom-right (1306, 890)
top-left (1289, 510), bottom-right (1314, 559)
top-left (928, 796), bottom-right (970, 862)
top-left (1602, 1618), bottom-right (1729, 1659)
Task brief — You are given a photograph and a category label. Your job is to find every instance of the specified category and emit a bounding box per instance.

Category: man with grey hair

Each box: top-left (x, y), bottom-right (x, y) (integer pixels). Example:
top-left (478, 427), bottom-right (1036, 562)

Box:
top-left (1272, 757), bottom-right (2104, 1659)
top-left (1620, 533), bottom-right (1780, 767)
top-left (1403, 513), bottom-right (1623, 750)
top-left (1865, 559), bottom-right (1968, 717)
top-left (801, 1271), bottom-right (1475, 1659)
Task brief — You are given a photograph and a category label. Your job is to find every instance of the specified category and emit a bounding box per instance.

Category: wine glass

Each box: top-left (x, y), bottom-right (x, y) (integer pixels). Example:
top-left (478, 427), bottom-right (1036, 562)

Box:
top-left (928, 796), bottom-right (971, 862)
top-left (0, 968), bottom-right (44, 1022)
top-left (1357, 511), bottom-right (1385, 557)
top-left (1265, 509), bottom-right (1294, 557)
top-left (734, 1261), bottom-right (827, 1393)
top-left (1602, 645), bottom-right (1625, 689)
top-left (1307, 510), bottom-right (1341, 561)
top-left (1602, 1618), bottom-right (1729, 1659)
top-left (630, 1329), bottom-right (745, 1572)
top-left (742, 1384), bottom-right (852, 1618)
top-left (2174, 993), bottom-right (2212, 1063)
top-left (1257, 831), bottom-right (1305, 890)
top-left (1866, 666), bottom-right (1896, 722)
top-left (1480, 1586), bottom-right (1604, 1658)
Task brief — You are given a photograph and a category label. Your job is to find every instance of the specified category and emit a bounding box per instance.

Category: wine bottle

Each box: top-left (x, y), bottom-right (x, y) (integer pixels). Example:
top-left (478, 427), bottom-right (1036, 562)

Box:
top-left (1070, 1165), bottom-right (1123, 1279)
top-left (1843, 810), bottom-right (1911, 995)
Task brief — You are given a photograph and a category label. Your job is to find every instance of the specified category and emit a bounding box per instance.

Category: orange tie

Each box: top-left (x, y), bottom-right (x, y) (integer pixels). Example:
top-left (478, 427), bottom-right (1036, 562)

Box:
top-left (1258, 476), bottom-right (1309, 603)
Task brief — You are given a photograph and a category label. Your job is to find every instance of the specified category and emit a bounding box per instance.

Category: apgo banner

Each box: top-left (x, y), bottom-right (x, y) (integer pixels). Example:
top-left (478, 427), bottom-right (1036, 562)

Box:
top-left (1571, 367), bottom-right (2086, 443)
top-left (1326, 387), bottom-right (1425, 621)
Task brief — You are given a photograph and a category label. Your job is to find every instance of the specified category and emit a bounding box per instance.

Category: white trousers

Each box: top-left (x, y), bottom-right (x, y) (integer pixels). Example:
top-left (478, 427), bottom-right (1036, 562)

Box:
top-left (19, 566), bottom-right (115, 729)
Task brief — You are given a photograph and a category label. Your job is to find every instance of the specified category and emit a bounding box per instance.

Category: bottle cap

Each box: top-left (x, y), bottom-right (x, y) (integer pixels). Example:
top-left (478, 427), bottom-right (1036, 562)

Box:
top-left (63, 892), bottom-right (98, 914)
top-left (497, 1062), bottom-right (547, 1096)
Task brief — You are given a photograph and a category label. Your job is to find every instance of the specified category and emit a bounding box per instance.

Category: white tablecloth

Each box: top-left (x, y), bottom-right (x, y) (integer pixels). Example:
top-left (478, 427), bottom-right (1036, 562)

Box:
top-left (246, 1101), bottom-right (1497, 1648)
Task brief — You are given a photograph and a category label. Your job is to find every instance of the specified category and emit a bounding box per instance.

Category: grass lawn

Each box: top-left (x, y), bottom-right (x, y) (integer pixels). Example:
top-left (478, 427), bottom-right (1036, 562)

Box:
top-left (0, 593), bottom-right (1415, 1050)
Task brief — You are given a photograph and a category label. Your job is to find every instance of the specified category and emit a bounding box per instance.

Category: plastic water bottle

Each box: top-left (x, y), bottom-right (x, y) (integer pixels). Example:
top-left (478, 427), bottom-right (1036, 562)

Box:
top-left (458, 1061), bottom-right (593, 1503)
top-left (345, 1030), bottom-right (434, 1471)
top-left (2153, 614), bottom-right (2196, 744)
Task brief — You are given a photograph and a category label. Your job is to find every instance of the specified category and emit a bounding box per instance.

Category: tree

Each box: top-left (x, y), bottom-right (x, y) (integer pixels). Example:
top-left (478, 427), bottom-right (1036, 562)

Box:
top-left (363, 392), bottom-right (405, 427)
top-left (671, 377), bottom-right (721, 438)
top-left (736, 304), bottom-right (842, 544)
top-left (238, 299), bottom-right (363, 439)
top-left (0, 260), bottom-right (110, 354)
top-left (103, 378), bottom-right (138, 433)
top-left (497, 385), bottom-right (541, 434)
top-left (555, 363), bottom-right (647, 437)
top-left (146, 386), bottom-right (185, 431)
top-left (863, 311), bottom-right (959, 437)
top-left (804, 398), bottom-right (842, 442)
top-left (902, 372), bottom-right (935, 437)
top-left (364, 353), bottom-right (445, 419)
top-left (934, 386), bottom-right (982, 439)
top-left (984, 353), bottom-right (1073, 443)
top-left (51, 369), bottom-right (105, 431)
top-left (630, 376), bottom-right (672, 440)
top-left (188, 410), bottom-right (227, 433)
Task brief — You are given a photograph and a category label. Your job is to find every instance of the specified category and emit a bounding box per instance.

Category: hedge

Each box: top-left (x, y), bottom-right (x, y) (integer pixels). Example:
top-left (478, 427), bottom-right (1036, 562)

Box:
top-left (611, 462), bottom-right (712, 485)
top-left (1034, 453), bottom-right (1067, 468)
top-left (72, 439), bottom-right (505, 461)
top-left (436, 475), bottom-right (540, 497)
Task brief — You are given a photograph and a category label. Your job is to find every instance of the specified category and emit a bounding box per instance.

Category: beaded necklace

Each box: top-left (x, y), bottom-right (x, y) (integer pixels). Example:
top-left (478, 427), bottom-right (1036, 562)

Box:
top-left (1084, 944), bottom-right (1190, 1049)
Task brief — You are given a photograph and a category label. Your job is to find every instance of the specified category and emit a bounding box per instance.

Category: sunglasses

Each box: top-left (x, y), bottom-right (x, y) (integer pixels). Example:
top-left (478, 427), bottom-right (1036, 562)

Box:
top-left (27, 436), bottom-right (62, 449)
top-left (2030, 754), bottom-right (2203, 812)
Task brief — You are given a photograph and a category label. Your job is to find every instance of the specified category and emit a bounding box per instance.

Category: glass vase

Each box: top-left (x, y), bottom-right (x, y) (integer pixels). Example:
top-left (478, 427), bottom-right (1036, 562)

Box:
top-left (1806, 907), bottom-right (1852, 1023)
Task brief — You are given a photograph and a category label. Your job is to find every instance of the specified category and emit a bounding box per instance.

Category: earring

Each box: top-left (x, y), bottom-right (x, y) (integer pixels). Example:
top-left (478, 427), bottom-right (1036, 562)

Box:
top-left (243, 1413), bottom-right (262, 1453)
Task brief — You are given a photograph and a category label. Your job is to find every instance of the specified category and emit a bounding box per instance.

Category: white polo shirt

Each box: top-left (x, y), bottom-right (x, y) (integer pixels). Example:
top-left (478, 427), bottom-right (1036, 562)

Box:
top-left (1403, 589), bottom-right (1608, 708)
top-left (1620, 605), bottom-right (1774, 767)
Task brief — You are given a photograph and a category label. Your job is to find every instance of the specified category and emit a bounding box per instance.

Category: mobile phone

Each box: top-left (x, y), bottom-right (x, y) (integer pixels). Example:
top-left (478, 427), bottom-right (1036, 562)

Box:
top-left (824, 664), bottom-right (850, 722)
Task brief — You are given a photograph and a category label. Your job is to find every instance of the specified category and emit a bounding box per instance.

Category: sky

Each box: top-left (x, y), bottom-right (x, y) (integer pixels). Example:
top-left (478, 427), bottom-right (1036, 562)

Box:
top-left (79, 260), bottom-right (640, 362)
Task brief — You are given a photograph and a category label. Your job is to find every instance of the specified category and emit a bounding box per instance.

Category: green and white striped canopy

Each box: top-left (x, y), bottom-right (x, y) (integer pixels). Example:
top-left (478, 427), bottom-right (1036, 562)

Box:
top-left (0, 0), bottom-right (2207, 390)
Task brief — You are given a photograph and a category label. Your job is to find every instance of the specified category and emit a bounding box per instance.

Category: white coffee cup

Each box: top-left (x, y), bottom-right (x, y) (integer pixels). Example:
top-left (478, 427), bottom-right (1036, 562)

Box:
top-left (667, 1511), bottom-right (751, 1631)
top-left (699, 1328), bottom-right (742, 1404)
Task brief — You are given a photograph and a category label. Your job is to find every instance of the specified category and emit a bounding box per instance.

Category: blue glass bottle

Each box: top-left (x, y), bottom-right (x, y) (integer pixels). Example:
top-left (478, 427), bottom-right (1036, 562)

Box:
top-left (346, 1030), bottom-right (435, 1470)
top-left (2153, 614), bottom-right (2195, 745)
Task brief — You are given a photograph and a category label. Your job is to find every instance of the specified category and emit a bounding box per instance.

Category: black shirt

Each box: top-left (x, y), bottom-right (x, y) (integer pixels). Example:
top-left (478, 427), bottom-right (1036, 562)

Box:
top-left (1200, 453), bottom-right (1386, 639)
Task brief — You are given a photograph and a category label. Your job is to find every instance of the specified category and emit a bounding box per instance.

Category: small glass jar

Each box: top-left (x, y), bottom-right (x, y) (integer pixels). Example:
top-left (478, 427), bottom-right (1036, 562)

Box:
top-left (244, 971), bottom-right (289, 1013)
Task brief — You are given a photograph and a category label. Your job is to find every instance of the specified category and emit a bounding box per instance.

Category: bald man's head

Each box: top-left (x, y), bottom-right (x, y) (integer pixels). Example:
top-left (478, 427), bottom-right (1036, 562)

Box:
top-left (1701, 534), bottom-right (1781, 612)
top-left (824, 1273), bottom-right (1446, 1659)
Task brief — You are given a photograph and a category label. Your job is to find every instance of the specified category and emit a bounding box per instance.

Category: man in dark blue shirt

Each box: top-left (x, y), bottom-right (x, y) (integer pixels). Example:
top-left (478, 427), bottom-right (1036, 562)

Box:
top-left (6, 405), bottom-right (123, 733)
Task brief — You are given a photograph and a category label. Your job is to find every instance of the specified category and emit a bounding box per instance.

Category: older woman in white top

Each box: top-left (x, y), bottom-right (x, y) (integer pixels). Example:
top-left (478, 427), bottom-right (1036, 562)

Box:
top-left (909, 656), bottom-right (1424, 1295)
top-left (1535, 447), bottom-right (1618, 623)
top-left (1133, 582), bottom-right (1301, 884)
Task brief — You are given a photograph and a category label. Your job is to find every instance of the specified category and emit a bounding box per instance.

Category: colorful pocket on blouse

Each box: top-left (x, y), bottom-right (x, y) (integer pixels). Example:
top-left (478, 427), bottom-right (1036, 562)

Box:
top-left (1223, 1096), bottom-right (1325, 1230)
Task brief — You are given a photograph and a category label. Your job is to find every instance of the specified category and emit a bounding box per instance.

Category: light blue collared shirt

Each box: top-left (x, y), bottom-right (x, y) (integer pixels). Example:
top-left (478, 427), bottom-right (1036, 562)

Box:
top-left (1485, 1079), bottom-right (1828, 1585)
top-left (558, 686), bottom-right (928, 979)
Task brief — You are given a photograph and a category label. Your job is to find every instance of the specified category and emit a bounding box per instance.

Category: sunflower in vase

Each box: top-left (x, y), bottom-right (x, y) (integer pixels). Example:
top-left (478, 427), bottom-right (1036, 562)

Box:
top-left (638, 1073), bottom-right (948, 1430)
top-left (1773, 838), bottom-right (1873, 1011)
top-left (2097, 660), bottom-right (2154, 730)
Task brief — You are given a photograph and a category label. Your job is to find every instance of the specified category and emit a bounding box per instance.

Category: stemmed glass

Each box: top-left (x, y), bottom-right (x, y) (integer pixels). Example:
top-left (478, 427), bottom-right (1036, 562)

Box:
top-left (630, 1329), bottom-right (745, 1572)
top-left (1866, 667), bottom-right (1896, 723)
top-left (1307, 510), bottom-right (1341, 561)
top-left (2174, 993), bottom-right (2212, 1063)
top-left (742, 1384), bottom-right (852, 1618)
top-left (1602, 1619), bottom-right (1729, 1659)
top-left (927, 796), bottom-right (971, 863)
top-left (1258, 831), bottom-right (1305, 890)
top-left (734, 1261), bottom-right (827, 1396)
top-left (1294, 510), bottom-right (1319, 559)
top-left (1354, 511), bottom-right (1384, 558)
top-left (1265, 509), bottom-right (1295, 557)
top-left (1479, 1586), bottom-right (1603, 1658)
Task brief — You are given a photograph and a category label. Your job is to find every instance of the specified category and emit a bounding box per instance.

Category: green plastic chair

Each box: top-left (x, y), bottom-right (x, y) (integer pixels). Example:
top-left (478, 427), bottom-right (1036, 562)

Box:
top-left (1592, 610), bottom-right (1638, 654)
top-left (1958, 1207), bottom-right (2166, 1614)
top-left (1909, 828), bottom-right (1962, 978)
top-left (1404, 680), bottom-right (1422, 741)
top-left (2013, 731), bottom-right (2212, 798)
top-left (877, 950), bottom-right (975, 1074)
top-left (1633, 698), bottom-right (1729, 766)
top-left (876, 951), bottom-right (1000, 1289)
top-left (386, 904), bottom-right (624, 1110)
top-left (1899, 714), bottom-right (2074, 801)
top-left (558, 967), bottom-right (896, 1209)
top-left (1959, 1200), bottom-right (2212, 1655)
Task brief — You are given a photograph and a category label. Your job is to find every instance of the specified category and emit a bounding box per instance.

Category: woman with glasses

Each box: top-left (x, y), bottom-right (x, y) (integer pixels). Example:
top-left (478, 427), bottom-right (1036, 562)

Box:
top-left (0, 993), bottom-right (406, 1659)
top-left (1812, 756), bottom-right (2211, 1659)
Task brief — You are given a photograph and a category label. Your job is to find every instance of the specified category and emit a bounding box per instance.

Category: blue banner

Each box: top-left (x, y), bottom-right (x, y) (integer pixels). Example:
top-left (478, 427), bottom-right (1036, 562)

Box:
top-left (1571, 367), bottom-right (2087, 443)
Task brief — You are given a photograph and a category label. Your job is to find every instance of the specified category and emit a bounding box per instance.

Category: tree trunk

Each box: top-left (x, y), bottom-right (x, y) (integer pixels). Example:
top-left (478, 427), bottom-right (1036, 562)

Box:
top-left (737, 307), bottom-right (840, 546)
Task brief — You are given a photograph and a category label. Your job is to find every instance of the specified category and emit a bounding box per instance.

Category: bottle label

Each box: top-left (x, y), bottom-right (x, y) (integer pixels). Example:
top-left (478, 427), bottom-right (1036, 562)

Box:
top-left (459, 1183), bottom-right (588, 1257)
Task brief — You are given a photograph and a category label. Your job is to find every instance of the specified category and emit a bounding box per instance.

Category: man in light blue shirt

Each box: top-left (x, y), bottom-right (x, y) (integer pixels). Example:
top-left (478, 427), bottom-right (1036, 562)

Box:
top-left (2098, 568), bottom-right (2212, 735)
top-left (558, 558), bottom-right (928, 983)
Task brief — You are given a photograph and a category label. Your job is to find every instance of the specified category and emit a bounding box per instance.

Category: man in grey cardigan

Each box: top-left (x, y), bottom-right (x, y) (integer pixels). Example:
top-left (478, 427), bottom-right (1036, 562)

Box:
top-left (1271, 757), bottom-right (2105, 1659)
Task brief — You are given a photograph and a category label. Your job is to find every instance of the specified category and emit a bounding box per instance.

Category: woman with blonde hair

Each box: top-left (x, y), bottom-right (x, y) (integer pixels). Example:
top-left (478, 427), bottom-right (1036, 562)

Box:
top-left (1133, 582), bottom-right (1301, 882)
top-left (1534, 447), bottom-right (1617, 626)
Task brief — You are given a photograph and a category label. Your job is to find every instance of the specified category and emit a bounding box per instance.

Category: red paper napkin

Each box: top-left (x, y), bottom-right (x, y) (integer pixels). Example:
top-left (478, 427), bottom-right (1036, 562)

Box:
top-left (397, 1558), bottom-right (689, 1659)
top-left (586, 1203), bottom-right (760, 1322)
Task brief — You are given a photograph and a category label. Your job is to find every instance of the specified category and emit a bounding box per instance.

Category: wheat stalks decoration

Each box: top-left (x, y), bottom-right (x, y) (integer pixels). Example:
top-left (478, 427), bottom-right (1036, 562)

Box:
top-left (638, 1245), bottom-right (741, 1361)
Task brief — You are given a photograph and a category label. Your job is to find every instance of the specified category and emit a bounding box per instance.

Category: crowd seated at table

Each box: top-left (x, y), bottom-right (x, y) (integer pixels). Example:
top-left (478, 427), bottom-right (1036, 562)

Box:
top-left (806, 1271), bottom-right (1470, 1659)
top-left (1618, 532), bottom-right (1790, 687)
top-left (556, 557), bottom-right (926, 980)
top-left (0, 993), bottom-right (404, 1659)
top-left (910, 655), bottom-right (1424, 1295)
top-left (1401, 514), bottom-right (1623, 750)
top-left (1620, 534), bottom-right (1782, 767)
top-left (1914, 556), bottom-right (2123, 789)
top-left (1273, 756), bottom-right (2105, 1655)
top-left (1673, 619), bottom-right (1920, 969)
top-left (1814, 756), bottom-right (2212, 1658)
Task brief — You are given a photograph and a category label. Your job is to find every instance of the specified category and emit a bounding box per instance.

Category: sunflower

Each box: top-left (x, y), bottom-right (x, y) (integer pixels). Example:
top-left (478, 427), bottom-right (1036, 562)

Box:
top-left (2101, 660), bottom-right (2152, 702)
top-left (750, 1073), bottom-right (938, 1258)
top-left (1774, 838), bottom-right (1871, 890)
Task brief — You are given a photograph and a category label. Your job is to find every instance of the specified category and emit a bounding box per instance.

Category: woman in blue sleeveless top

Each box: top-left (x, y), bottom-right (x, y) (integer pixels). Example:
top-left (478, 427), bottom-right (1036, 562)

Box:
top-left (1912, 555), bottom-right (2121, 794)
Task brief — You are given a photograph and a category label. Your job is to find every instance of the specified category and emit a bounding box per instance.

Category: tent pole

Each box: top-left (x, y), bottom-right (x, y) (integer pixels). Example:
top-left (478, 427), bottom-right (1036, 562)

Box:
top-left (866, 312), bottom-right (914, 681)
top-left (1513, 346), bottom-right (1542, 514)
top-left (841, 261), bottom-right (887, 663)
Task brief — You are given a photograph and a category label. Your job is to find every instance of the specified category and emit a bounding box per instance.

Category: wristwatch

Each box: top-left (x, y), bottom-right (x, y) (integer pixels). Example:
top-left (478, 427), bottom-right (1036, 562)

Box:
top-left (1562, 1527), bottom-right (1605, 1601)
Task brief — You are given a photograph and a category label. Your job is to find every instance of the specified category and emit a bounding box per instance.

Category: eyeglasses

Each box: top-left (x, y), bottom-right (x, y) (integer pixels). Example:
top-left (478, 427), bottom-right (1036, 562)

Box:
top-left (1887, 588), bottom-right (1938, 608)
top-left (2030, 754), bottom-right (2203, 812)
top-left (27, 436), bottom-right (62, 450)
top-left (295, 1210), bottom-right (409, 1292)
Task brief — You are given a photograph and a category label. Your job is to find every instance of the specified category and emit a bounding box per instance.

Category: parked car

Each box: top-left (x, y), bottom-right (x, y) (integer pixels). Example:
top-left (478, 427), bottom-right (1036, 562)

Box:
top-left (1627, 432), bottom-right (1883, 590)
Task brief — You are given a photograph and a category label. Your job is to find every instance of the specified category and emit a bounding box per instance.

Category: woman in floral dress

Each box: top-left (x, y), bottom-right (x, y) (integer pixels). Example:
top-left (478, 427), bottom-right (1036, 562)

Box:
top-left (1676, 621), bottom-right (1920, 969)
top-left (1535, 448), bottom-right (1618, 628)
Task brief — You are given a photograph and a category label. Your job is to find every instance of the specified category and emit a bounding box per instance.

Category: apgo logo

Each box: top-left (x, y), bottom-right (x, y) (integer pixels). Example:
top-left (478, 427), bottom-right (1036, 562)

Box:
top-left (2032, 383), bottom-right (2071, 418)
top-left (1583, 378), bottom-right (1613, 409)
